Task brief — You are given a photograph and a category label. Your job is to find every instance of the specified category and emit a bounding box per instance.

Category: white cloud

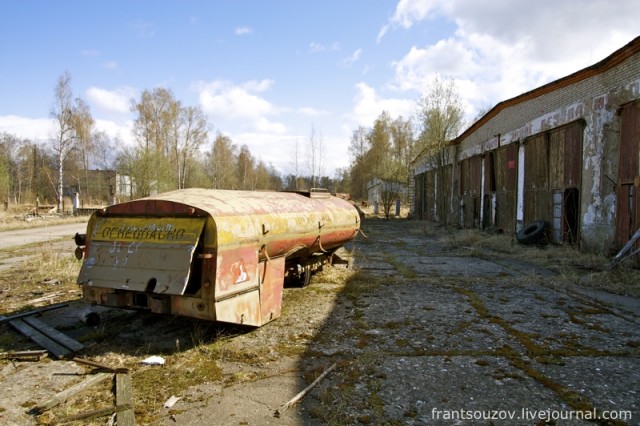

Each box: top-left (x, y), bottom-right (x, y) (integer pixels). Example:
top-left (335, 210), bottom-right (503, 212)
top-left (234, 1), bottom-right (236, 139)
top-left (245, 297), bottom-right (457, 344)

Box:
top-left (103, 61), bottom-right (118, 70)
top-left (340, 48), bottom-right (362, 68)
top-left (391, 39), bottom-right (478, 92)
top-left (196, 79), bottom-right (286, 134)
top-left (129, 19), bottom-right (155, 38)
top-left (381, 0), bottom-right (640, 122)
top-left (94, 119), bottom-right (135, 146)
top-left (298, 107), bottom-right (331, 117)
top-left (378, 0), bottom-right (441, 42)
top-left (233, 132), bottom-right (300, 173)
top-left (0, 115), bottom-right (53, 141)
top-left (235, 26), bottom-right (253, 35)
top-left (309, 41), bottom-right (340, 53)
top-left (348, 83), bottom-right (415, 127)
top-left (86, 87), bottom-right (135, 115)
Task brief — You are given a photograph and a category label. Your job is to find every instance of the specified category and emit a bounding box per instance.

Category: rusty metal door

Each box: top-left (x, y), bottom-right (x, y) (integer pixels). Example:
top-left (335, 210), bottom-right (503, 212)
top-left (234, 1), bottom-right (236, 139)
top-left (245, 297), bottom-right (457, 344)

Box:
top-left (414, 173), bottom-right (425, 220)
top-left (494, 144), bottom-right (518, 233)
top-left (615, 102), bottom-right (640, 249)
top-left (524, 134), bottom-right (551, 225)
top-left (459, 156), bottom-right (482, 228)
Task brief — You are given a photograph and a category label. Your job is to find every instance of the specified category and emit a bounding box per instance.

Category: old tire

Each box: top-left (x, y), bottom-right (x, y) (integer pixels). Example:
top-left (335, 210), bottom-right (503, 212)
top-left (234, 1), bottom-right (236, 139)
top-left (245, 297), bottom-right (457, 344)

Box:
top-left (517, 220), bottom-right (546, 245)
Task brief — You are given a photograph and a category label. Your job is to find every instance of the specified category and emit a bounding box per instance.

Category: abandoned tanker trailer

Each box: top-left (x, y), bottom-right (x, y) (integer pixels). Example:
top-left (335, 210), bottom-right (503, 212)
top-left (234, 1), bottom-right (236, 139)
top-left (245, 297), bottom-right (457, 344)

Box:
top-left (74, 188), bottom-right (360, 326)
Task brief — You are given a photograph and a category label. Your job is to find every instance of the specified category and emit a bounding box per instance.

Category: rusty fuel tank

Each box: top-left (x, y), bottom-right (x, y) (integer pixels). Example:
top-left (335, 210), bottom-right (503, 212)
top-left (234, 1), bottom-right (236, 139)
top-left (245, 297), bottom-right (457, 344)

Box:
top-left (75, 188), bottom-right (360, 326)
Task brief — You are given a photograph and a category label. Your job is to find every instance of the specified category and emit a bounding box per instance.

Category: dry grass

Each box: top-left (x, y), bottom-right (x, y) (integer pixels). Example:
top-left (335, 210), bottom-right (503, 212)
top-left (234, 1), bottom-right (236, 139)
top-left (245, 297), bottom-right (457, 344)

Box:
top-left (0, 243), bottom-right (82, 315)
top-left (0, 208), bottom-right (87, 232)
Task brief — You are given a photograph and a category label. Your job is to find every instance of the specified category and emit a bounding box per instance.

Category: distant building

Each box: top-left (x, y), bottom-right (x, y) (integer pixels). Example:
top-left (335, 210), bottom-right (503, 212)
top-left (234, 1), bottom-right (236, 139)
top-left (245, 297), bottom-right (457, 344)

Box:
top-left (64, 170), bottom-right (132, 206)
top-left (368, 177), bottom-right (408, 205)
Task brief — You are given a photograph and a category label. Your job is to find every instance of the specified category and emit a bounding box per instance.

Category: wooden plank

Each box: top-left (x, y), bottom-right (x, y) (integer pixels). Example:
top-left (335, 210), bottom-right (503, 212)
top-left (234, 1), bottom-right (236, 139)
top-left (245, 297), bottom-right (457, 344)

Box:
top-left (116, 373), bottom-right (136, 426)
top-left (58, 404), bottom-right (133, 423)
top-left (72, 357), bottom-right (129, 374)
top-left (29, 372), bottom-right (112, 414)
top-left (0, 302), bottom-right (68, 323)
top-left (8, 319), bottom-right (70, 359)
top-left (0, 350), bottom-right (48, 361)
top-left (22, 316), bottom-right (85, 353)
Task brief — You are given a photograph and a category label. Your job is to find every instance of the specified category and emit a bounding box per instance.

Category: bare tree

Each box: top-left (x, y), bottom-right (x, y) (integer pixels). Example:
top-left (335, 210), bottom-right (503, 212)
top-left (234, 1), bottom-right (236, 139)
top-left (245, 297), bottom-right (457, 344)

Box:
top-left (306, 126), bottom-right (325, 187)
top-left (416, 75), bottom-right (464, 227)
top-left (289, 139), bottom-right (302, 190)
top-left (92, 131), bottom-right (117, 170)
top-left (175, 106), bottom-right (209, 189)
top-left (50, 71), bottom-right (94, 212)
top-left (210, 133), bottom-right (238, 189)
top-left (70, 98), bottom-right (95, 201)
top-left (130, 88), bottom-right (179, 195)
top-left (236, 145), bottom-right (255, 190)
top-left (348, 126), bottom-right (370, 200)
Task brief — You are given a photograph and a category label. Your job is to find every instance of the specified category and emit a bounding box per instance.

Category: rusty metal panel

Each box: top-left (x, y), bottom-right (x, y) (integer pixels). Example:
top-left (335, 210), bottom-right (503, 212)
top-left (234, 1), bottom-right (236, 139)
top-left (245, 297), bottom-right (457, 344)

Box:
top-left (549, 129), bottom-right (564, 190)
top-left (524, 134), bottom-right (551, 224)
top-left (563, 121), bottom-right (583, 188)
top-left (259, 256), bottom-right (285, 324)
top-left (78, 217), bottom-right (205, 295)
top-left (461, 156), bottom-right (482, 228)
top-left (414, 173), bottom-right (425, 220)
top-left (215, 290), bottom-right (262, 326)
top-left (425, 170), bottom-right (435, 221)
top-left (618, 102), bottom-right (640, 183)
top-left (215, 245), bottom-right (260, 300)
top-left (616, 102), bottom-right (640, 248)
top-left (493, 144), bottom-right (518, 233)
top-left (484, 152), bottom-right (495, 193)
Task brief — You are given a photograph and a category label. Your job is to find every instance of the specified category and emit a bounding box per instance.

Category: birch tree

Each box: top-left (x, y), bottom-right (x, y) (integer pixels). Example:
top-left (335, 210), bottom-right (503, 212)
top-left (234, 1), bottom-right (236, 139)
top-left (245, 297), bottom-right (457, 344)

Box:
top-left (416, 75), bottom-right (464, 227)
top-left (306, 126), bottom-right (325, 187)
top-left (50, 71), bottom-right (94, 212)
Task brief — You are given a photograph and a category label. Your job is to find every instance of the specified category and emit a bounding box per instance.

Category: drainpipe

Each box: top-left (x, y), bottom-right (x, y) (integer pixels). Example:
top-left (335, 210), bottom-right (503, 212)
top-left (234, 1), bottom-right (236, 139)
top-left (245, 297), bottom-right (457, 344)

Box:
top-left (516, 140), bottom-right (526, 232)
top-left (480, 156), bottom-right (485, 229)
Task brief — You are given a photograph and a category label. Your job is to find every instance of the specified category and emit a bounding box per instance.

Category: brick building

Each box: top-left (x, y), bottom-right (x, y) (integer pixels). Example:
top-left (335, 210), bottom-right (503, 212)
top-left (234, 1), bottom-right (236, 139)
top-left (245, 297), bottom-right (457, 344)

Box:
top-left (412, 36), bottom-right (640, 255)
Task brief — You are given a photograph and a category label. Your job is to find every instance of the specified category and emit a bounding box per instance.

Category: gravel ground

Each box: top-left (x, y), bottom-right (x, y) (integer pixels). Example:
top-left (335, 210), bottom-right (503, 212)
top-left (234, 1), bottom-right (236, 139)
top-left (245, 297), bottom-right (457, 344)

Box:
top-left (168, 220), bottom-right (640, 425)
top-left (1, 218), bottom-right (639, 425)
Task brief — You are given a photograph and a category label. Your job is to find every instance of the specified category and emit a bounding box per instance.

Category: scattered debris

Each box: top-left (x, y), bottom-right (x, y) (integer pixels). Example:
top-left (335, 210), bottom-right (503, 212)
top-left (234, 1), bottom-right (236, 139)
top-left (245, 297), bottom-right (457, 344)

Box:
top-left (9, 315), bottom-right (85, 359)
top-left (72, 357), bottom-right (129, 374)
top-left (609, 227), bottom-right (640, 268)
top-left (29, 372), bottom-right (112, 415)
top-left (24, 290), bottom-right (70, 306)
top-left (29, 370), bottom-right (135, 425)
top-left (163, 395), bottom-right (182, 408)
top-left (516, 220), bottom-right (547, 245)
top-left (0, 349), bottom-right (48, 361)
top-left (76, 307), bottom-right (100, 326)
top-left (0, 302), bottom-right (68, 323)
top-left (141, 355), bottom-right (165, 365)
top-left (115, 372), bottom-right (135, 425)
top-left (274, 363), bottom-right (337, 417)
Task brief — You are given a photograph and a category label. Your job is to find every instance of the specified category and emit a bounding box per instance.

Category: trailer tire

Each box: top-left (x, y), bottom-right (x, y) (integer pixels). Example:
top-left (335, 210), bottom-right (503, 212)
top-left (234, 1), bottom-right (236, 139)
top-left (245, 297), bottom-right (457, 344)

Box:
top-left (300, 264), bottom-right (312, 287)
top-left (517, 220), bottom-right (546, 245)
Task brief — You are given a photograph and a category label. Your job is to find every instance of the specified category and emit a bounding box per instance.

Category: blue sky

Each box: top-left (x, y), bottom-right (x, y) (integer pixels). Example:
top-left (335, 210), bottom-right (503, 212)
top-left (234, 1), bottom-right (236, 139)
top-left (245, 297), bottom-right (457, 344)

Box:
top-left (1, 0), bottom-right (638, 176)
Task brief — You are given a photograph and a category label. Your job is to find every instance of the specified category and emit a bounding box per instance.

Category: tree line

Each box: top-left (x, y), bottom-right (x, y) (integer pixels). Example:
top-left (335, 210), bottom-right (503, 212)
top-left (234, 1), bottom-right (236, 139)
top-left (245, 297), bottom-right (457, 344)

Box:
top-left (0, 72), bottom-right (465, 214)
top-left (0, 72), bottom-right (347, 210)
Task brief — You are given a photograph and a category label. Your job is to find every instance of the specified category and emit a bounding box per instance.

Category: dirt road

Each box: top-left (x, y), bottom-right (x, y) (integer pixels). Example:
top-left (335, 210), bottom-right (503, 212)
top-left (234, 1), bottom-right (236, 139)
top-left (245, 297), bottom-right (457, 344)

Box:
top-left (0, 222), bottom-right (87, 250)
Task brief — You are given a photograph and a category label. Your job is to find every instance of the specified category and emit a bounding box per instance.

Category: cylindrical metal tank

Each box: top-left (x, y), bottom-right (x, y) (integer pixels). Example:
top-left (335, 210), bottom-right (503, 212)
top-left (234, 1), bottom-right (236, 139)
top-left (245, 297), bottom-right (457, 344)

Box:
top-left (76, 188), bottom-right (360, 326)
